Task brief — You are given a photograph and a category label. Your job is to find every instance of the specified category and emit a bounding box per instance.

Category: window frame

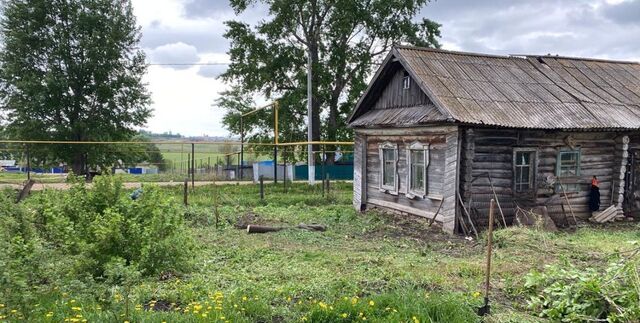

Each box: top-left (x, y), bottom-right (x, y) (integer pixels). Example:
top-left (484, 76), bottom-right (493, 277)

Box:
top-left (556, 149), bottom-right (581, 192)
top-left (512, 148), bottom-right (537, 194)
top-left (402, 73), bottom-right (411, 90)
top-left (406, 142), bottom-right (429, 199)
top-left (379, 142), bottom-right (398, 195)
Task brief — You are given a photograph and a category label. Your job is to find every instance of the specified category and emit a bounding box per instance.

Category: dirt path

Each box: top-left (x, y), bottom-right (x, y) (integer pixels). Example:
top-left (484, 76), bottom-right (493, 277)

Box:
top-left (0, 180), bottom-right (254, 191)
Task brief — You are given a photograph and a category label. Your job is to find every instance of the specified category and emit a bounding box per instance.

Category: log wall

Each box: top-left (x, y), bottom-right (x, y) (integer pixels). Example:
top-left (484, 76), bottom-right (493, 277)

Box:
top-left (460, 128), bottom-right (628, 227)
top-left (356, 127), bottom-right (459, 233)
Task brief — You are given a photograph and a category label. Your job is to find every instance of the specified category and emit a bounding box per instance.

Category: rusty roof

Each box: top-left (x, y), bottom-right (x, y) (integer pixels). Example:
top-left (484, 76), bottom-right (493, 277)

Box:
top-left (348, 46), bottom-right (640, 129)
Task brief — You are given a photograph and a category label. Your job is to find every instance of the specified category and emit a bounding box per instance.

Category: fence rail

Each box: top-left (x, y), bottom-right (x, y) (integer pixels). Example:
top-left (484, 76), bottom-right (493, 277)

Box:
top-left (0, 140), bottom-right (355, 186)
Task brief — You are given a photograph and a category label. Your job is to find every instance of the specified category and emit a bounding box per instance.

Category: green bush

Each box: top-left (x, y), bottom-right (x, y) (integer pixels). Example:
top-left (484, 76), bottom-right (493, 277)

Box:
top-left (524, 257), bottom-right (640, 322)
top-left (29, 175), bottom-right (196, 278)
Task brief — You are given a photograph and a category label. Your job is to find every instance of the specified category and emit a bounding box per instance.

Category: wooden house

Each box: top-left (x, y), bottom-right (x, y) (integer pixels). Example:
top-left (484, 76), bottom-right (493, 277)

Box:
top-left (347, 46), bottom-right (640, 234)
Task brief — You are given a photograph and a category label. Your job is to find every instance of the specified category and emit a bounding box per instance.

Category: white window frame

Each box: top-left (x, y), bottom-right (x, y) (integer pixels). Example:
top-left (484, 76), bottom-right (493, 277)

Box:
top-left (513, 148), bottom-right (536, 194)
top-left (406, 142), bottom-right (429, 199)
top-left (402, 75), bottom-right (411, 90)
top-left (379, 142), bottom-right (398, 195)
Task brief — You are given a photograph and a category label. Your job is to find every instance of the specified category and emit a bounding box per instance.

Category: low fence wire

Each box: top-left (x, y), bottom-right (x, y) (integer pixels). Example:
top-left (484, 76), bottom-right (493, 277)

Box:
top-left (0, 140), bottom-right (354, 188)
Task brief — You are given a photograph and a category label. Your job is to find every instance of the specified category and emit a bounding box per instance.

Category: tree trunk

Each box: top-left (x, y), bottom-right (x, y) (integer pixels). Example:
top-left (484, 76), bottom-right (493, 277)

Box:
top-left (71, 152), bottom-right (86, 176)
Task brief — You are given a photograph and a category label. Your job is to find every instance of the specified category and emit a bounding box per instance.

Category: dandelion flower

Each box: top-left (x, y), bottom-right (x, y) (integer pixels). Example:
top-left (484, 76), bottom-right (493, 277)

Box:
top-left (341, 313), bottom-right (348, 318)
top-left (473, 291), bottom-right (481, 298)
top-left (368, 300), bottom-right (375, 306)
top-left (413, 316), bottom-right (420, 323)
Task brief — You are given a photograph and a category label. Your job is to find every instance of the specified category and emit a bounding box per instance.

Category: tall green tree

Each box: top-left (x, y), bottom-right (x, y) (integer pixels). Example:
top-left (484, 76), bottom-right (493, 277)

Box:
top-left (217, 0), bottom-right (440, 162)
top-left (0, 0), bottom-right (151, 175)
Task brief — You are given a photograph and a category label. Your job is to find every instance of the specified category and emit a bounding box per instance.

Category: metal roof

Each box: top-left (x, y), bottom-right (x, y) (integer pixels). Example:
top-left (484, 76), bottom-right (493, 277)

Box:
top-left (349, 46), bottom-right (640, 129)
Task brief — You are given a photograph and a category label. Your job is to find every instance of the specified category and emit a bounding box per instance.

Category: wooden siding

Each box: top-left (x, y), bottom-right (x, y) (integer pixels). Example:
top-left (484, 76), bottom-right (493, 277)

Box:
top-left (460, 128), bottom-right (626, 227)
top-left (364, 133), bottom-right (448, 222)
top-left (353, 133), bottom-right (367, 211)
top-left (372, 68), bottom-right (432, 110)
top-left (441, 130), bottom-right (460, 233)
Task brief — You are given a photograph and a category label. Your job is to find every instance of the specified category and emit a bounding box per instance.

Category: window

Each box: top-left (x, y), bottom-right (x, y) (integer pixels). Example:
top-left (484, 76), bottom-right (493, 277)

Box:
top-left (557, 150), bottom-right (581, 191)
top-left (513, 149), bottom-right (536, 193)
top-left (406, 142), bottom-right (429, 198)
top-left (402, 72), bottom-right (411, 90)
top-left (379, 142), bottom-right (398, 194)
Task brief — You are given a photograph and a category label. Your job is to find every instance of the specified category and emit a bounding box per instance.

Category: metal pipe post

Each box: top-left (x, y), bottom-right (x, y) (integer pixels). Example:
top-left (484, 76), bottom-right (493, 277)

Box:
top-left (191, 143), bottom-right (195, 189)
top-left (240, 116), bottom-right (244, 179)
top-left (26, 144), bottom-right (31, 181)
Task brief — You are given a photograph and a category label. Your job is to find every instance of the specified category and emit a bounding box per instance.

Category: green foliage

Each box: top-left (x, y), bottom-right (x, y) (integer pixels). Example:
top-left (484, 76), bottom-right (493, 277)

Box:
top-left (30, 175), bottom-right (196, 277)
top-left (524, 257), bottom-right (640, 322)
top-left (0, 0), bottom-right (151, 174)
top-left (0, 176), bottom-right (195, 318)
top-left (301, 291), bottom-right (479, 322)
top-left (217, 0), bottom-right (441, 150)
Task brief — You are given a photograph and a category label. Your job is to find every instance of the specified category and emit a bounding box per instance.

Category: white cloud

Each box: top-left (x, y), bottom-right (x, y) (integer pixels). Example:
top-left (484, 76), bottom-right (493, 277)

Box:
top-left (148, 42), bottom-right (199, 69)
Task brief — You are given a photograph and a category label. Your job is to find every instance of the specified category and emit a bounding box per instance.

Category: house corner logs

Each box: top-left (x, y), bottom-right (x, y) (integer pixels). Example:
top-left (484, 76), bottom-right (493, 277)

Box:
top-left (613, 135), bottom-right (629, 218)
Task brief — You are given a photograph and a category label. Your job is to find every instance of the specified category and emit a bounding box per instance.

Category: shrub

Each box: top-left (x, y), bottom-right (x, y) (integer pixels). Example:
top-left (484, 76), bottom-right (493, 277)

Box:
top-left (524, 257), bottom-right (640, 322)
top-left (29, 175), bottom-right (196, 278)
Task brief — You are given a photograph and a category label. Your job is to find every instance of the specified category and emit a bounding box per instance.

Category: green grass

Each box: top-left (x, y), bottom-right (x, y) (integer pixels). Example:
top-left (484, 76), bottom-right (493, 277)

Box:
top-left (3, 182), bottom-right (639, 322)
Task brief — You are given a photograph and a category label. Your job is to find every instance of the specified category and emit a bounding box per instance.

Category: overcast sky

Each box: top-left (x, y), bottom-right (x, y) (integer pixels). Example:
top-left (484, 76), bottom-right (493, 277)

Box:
top-left (130, 0), bottom-right (640, 137)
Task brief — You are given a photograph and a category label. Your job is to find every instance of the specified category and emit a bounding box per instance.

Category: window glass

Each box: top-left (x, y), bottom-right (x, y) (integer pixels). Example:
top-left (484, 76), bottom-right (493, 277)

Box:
top-left (382, 148), bottom-right (395, 187)
top-left (558, 150), bottom-right (580, 191)
top-left (514, 151), bottom-right (533, 192)
top-left (410, 150), bottom-right (425, 191)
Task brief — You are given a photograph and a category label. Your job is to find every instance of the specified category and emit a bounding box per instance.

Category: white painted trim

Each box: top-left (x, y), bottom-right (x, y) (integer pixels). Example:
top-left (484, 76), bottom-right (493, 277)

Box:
top-left (406, 141), bottom-right (429, 198)
top-left (378, 142), bottom-right (398, 195)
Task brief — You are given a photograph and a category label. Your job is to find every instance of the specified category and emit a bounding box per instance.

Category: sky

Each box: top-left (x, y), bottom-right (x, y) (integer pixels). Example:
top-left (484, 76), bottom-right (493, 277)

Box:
top-left (131, 0), bottom-right (640, 137)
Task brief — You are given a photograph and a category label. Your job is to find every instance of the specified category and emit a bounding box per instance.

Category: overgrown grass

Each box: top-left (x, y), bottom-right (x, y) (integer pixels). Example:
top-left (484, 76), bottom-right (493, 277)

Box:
top-left (1, 180), bottom-right (639, 322)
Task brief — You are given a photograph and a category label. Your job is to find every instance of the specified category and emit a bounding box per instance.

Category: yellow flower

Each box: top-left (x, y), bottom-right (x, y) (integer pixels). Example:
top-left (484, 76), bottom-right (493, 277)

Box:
top-left (242, 296), bottom-right (248, 301)
top-left (220, 316), bottom-right (226, 320)
top-left (194, 305), bottom-right (203, 311)
top-left (473, 291), bottom-right (481, 298)
top-left (46, 312), bottom-right (54, 317)
top-left (369, 300), bottom-right (375, 306)
top-left (413, 316), bottom-right (420, 323)
top-left (301, 316), bottom-right (308, 322)
top-left (362, 317), bottom-right (367, 321)
top-left (71, 307), bottom-right (82, 311)
top-left (202, 313), bottom-right (207, 318)
top-left (0, 303), bottom-right (4, 308)
top-left (70, 300), bottom-right (76, 303)
top-left (341, 313), bottom-right (348, 318)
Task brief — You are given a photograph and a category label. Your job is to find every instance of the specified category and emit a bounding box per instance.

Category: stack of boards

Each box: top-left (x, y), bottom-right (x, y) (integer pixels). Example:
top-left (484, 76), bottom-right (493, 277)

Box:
top-left (589, 205), bottom-right (619, 223)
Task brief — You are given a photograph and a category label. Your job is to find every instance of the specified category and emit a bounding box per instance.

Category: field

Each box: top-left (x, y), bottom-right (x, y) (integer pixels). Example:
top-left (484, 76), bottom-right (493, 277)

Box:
top-left (1, 180), bottom-right (639, 322)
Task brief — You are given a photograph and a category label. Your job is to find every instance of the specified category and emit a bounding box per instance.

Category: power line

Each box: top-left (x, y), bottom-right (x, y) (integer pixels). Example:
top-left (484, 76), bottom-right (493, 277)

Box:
top-left (147, 62), bottom-right (229, 66)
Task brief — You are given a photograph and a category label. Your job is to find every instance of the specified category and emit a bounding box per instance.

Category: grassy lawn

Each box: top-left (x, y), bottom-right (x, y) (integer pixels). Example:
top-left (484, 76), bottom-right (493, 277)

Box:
top-left (2, 181), bottom-right (639, 322)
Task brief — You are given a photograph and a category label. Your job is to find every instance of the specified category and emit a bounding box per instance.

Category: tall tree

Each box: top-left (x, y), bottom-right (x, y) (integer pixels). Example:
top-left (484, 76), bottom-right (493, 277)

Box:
top-left (217, 0), bottom-right (440, 162)
top-left (0, 0), bottom-right (151, 175)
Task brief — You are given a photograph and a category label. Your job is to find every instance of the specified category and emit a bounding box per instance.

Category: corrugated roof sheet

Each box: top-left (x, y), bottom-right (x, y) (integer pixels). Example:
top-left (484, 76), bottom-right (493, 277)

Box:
top-left (350, 46), bottom-right (640, 129)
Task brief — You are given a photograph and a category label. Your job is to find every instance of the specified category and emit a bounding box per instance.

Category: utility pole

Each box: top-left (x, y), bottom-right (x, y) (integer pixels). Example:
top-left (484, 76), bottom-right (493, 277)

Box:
top-left (307, 49), bottom-right (315, 185)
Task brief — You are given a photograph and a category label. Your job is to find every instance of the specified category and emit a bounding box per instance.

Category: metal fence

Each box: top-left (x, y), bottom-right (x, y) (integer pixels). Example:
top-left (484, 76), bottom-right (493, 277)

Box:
top-left (0, 140), bottom-right (354, 187)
